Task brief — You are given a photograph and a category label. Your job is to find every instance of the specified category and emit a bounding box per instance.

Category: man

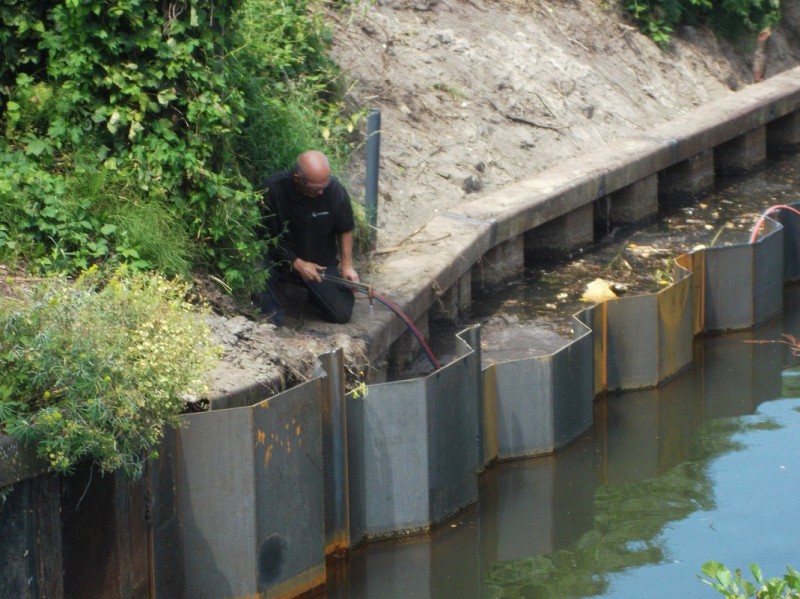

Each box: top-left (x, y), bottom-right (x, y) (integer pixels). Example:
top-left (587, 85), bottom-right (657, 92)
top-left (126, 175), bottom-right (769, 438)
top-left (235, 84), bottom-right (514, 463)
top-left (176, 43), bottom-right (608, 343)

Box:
top-left (255, 150), bottom-right (359, 324)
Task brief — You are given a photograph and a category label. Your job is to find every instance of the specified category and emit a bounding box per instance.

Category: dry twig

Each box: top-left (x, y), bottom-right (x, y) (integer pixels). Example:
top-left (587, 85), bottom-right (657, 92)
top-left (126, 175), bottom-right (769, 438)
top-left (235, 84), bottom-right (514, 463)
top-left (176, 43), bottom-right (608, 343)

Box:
top-left (372, 233), bottom-right (451, 255)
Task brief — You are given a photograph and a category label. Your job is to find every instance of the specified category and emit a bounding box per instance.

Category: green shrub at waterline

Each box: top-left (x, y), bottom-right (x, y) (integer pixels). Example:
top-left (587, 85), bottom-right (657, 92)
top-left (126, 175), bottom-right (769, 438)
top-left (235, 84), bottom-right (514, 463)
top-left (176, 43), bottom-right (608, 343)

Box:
top-left (0, 268), bottom-right (221, 477)
top-left (699, 561), bottom-right (800, 598)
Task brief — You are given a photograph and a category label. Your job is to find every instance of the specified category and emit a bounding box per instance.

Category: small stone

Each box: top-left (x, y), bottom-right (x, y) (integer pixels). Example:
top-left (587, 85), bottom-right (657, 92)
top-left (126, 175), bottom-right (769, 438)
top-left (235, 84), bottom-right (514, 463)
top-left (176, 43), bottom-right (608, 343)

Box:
top-left (462, 175), bottom-right (482, 193)
top-left (435, 31), bottom-right (454, 45)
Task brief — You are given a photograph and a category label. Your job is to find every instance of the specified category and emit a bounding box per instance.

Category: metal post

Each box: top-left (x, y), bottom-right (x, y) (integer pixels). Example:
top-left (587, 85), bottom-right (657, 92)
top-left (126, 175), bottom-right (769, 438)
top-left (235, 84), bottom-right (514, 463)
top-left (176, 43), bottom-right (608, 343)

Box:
top-left (365, 109), bottom-right (381, 248)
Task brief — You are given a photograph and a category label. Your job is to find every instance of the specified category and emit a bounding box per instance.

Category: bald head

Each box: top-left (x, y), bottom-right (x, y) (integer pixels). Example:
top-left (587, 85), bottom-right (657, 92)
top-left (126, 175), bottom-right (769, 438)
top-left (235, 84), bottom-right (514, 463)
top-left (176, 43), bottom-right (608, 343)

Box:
top-left (296, 150), bottom-right (331, 182)
top-left (294, 150), bottom-right (332, 197)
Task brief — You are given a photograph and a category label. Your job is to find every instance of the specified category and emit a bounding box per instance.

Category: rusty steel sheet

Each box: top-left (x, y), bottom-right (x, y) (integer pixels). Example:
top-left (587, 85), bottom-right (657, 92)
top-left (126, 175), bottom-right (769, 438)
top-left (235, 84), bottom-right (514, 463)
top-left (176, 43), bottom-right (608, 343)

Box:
top-left (578, 304), bottom-right (607, 397)
top-left (658, 261), bottom-right (695, 383)
top-left (777, 202), bottom-right (800, 282)
top-left (550, 322), bottom-right (595, 449)
top-left (602, 261), bottom-right (693, 391)
top-left (176, 375), bottom-right (326, 599)
top-left (699, 218), bottom-right (783, 331)
top-left (347, 326), bottom-right (482, 543)
top-left (483, 316), bottom-right (593, 460)
top-left (676, 251), bottom-right (706, 335)
top-left (149, 428), bottom-right (185, 599)
top-left (154, 188), bottom-right (800, 591)
top-left (318, 350), bottom-right (350, 557)
top-left (752, 218), bottom-right (785, 324)
top-left (605, 293), bottom-right (660, 391)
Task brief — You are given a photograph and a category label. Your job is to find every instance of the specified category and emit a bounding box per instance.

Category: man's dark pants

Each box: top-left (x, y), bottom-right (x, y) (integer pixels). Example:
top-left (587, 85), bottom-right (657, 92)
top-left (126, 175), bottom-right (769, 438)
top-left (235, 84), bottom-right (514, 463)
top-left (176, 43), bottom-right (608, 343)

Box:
top-left (253, 261), bottom-right (355, 325)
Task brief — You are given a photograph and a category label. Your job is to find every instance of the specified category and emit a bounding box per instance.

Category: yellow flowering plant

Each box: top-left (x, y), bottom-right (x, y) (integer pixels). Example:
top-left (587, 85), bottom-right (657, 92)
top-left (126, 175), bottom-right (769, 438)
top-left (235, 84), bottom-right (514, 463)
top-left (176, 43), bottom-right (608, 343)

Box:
top-left (0, 267), bottom-right (220, 477)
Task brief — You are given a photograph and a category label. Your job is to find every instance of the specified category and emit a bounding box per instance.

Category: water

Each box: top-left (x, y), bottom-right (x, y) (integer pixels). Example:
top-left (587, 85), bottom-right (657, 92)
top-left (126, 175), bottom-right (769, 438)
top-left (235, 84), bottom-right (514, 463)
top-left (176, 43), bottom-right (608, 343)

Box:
top-left (589, 397), bottom-right (800, 598)
top-left (330, 151), bottom-right (800, 597)
top-left (330, 311), bottom-right (800, 598)
top-left (481, 323), bottom-right (800, 599)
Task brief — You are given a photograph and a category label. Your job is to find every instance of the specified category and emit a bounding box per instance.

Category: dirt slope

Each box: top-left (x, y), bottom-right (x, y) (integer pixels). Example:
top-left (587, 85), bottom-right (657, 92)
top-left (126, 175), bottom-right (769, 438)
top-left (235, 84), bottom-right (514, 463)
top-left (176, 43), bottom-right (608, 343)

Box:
top-left (331, 0), bottom-right (800, 248)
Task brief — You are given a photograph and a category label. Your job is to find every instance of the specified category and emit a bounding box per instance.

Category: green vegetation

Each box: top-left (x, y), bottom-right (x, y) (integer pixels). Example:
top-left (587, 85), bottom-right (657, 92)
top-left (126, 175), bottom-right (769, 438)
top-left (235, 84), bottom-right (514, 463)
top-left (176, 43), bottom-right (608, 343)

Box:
top-left (0, 1), bottom-right (364, 479)
top-left (0, 268), bottom-right (220, 477)
top-left (699, 562), bottom-right (800, 598)
top-left (621, 0), bottom-right (782, 47)
top-left (0, 0), bottom-right (362, 291)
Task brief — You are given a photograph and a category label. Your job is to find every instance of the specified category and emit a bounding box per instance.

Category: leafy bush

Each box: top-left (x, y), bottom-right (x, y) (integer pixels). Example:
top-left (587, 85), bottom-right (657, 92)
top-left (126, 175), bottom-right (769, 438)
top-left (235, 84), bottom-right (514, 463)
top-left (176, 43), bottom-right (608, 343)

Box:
top-left (622, 0), bottom-right (782, 47)
top-left (0, 0), bottom-right (362, 292)
top-left (0, 268), bottom-right (221, 477)
top-left (699, 561), bottom-right (800, 598)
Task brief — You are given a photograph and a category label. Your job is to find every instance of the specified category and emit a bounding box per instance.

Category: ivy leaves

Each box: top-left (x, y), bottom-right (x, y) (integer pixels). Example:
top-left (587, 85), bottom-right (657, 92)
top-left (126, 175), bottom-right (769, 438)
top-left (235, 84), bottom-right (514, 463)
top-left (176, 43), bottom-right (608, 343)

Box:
top-left (0, 1), bottom-right (258, 286)
top-left (623, 0), bottom-right (782, 48)
top-left (0, 0), bottom-right (360, 292)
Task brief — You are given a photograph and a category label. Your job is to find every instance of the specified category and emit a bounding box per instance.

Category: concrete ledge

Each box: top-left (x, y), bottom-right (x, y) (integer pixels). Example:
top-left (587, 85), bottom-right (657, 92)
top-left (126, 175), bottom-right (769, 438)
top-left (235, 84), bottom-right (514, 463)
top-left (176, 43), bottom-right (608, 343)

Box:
top-left (343, 215), bottom-right (494, 363)
top-left (350, 66), bottom-right (800, 364)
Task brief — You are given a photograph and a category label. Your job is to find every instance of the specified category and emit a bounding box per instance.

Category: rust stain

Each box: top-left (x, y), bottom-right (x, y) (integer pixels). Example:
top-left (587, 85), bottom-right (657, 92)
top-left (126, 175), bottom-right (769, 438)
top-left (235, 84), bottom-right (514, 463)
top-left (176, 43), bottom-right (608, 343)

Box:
top-left (295, 425), bottom-right (301, 436)
top-left (256, 429), bottom-right (266, 445)
top-left (239, 565), bottom-right (325, 599)
top-left (264, 444), bottom-right (273, 466)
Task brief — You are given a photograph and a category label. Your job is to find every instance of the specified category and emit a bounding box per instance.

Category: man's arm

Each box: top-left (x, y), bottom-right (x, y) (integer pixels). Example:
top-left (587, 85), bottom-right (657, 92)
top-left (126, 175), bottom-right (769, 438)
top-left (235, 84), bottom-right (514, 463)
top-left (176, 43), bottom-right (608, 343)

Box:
top-left (339, 230), bottom-right (359, 283)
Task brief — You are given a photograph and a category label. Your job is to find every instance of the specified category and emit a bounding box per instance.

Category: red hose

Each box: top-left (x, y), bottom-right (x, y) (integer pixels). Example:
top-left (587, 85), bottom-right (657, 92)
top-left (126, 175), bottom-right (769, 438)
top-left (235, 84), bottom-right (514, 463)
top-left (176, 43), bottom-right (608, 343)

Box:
top-left (371, 291), bottom-right (442, 370)
top-left (749, 204), bottom-right (800, 244)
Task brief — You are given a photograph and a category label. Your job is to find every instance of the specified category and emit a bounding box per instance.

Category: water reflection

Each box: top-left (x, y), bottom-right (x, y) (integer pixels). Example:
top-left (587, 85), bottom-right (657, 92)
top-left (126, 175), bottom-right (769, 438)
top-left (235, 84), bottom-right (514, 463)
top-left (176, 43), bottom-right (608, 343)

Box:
top-left (330, 147), bottom-right (800, 596)
top-left (482, 310), bottom-right (791, 599)
top-left (329, 288), bottom-right (800, 598)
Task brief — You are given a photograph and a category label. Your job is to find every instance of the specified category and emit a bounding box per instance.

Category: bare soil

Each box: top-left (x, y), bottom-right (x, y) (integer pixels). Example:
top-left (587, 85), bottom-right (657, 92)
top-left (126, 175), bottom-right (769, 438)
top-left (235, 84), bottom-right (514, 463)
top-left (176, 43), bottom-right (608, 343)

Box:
top-left (205, 0), bottom-right (800, 397)
top-left (334, 0), bottom-right (800, 247)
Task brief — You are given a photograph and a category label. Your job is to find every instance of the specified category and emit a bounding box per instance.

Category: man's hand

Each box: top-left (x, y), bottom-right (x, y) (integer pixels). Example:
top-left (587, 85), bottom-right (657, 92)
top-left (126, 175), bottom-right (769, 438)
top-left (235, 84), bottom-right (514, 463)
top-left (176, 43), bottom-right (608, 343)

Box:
top-left (341, 265), bottom-right (359, 284)
top-left (292, 258), bottom-right (325, 283)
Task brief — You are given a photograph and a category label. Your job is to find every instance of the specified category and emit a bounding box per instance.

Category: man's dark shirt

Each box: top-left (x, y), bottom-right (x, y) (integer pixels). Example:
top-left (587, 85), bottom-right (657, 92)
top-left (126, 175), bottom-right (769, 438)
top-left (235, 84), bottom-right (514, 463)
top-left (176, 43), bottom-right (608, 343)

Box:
top-left (261, 170), bottom-right (355, 267)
